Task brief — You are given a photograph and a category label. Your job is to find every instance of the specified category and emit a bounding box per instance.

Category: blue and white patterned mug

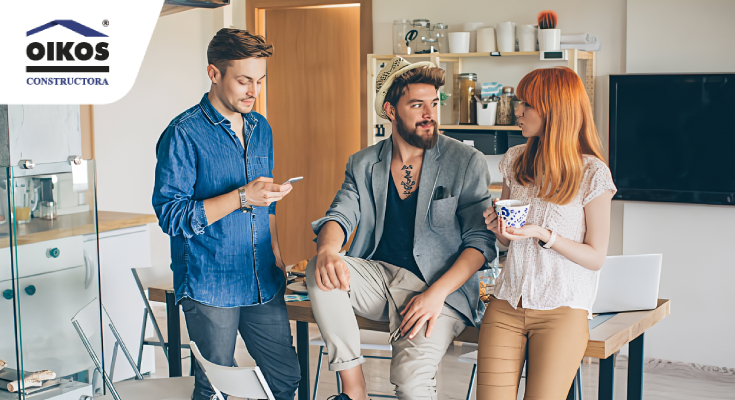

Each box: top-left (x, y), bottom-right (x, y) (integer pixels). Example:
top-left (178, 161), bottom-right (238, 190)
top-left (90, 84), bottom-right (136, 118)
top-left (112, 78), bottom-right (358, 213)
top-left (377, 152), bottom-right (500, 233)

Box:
top-left (494, 200), bottom-right (530, 228)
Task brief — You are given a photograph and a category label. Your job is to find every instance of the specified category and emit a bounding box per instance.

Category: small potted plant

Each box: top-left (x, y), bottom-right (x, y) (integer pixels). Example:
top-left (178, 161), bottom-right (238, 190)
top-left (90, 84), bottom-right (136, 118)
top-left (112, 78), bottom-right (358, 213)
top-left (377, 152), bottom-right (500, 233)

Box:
top-left (537, 10), bottom-right (560, 51)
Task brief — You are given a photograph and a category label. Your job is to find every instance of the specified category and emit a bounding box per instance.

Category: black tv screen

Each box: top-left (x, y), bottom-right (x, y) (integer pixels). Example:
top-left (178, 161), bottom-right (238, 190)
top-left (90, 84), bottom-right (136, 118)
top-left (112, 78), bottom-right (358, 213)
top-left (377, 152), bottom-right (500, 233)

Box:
top-left (609, 73), bottom-right (735, 206)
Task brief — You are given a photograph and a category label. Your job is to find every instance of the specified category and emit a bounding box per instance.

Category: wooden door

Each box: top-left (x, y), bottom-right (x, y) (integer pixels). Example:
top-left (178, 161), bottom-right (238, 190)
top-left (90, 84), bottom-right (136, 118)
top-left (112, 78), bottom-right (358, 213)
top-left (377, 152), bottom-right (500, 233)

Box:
top-left (266, 7), bottom-right (361, 264)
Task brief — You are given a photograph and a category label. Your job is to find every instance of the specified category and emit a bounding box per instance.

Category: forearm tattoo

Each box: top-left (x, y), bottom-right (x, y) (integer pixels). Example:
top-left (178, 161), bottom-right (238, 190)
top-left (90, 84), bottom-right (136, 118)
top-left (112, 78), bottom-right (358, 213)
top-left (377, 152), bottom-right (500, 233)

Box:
top-left (401, 165), bottom-right (416, 196)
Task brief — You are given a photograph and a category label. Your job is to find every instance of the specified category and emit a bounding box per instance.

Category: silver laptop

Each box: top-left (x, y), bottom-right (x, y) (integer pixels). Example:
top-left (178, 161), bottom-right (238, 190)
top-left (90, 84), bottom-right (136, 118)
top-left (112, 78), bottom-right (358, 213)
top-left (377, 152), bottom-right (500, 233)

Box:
top-left (591, 254), bottom-right (662, 314)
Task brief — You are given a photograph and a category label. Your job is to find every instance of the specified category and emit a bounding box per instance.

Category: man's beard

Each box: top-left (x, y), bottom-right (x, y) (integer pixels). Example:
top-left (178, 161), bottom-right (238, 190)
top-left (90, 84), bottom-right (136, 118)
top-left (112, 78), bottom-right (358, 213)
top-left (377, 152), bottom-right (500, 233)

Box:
top-left (394, 111), bottom-right (439, 150)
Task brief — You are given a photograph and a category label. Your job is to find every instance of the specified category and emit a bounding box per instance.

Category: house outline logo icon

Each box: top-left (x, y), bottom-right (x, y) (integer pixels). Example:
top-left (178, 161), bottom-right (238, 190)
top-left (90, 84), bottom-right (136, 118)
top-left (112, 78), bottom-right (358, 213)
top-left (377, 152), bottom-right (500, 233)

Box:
top-left (27, 20), bottom-right (108, 38)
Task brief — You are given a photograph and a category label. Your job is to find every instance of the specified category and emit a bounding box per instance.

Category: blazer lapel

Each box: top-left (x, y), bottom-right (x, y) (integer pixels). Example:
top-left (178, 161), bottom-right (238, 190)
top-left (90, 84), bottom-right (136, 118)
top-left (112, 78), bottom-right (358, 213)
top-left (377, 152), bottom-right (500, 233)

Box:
top-left (414, 138), bottom-right (442, 235)
top-left (371, 138), bottom-right (392, 253)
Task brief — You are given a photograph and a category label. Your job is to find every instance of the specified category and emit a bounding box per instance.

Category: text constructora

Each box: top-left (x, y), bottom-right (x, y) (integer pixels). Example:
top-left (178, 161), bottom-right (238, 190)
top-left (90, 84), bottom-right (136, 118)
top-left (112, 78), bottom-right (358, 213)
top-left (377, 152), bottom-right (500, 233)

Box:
top-left (26, 77), bottom-right (109, 85)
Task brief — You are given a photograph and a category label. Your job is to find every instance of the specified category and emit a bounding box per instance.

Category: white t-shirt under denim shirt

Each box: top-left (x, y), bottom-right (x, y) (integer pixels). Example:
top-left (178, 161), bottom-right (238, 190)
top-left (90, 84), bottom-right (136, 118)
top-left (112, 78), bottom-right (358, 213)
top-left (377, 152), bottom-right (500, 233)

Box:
top-left (493, 144), bottom-right (617, 318)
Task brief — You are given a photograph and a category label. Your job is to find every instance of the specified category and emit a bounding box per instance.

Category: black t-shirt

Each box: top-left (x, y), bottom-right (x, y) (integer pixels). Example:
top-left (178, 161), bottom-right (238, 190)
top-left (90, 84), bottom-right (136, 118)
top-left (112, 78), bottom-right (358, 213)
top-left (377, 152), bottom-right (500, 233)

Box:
top-left (371, 176), bottom-right (423, 281)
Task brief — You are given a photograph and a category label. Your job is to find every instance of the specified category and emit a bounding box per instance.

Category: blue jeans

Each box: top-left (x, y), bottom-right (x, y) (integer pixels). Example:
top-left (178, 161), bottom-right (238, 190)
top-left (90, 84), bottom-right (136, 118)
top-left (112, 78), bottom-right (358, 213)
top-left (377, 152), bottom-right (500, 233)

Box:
top-left (181, 285), bottom-right (300, 400)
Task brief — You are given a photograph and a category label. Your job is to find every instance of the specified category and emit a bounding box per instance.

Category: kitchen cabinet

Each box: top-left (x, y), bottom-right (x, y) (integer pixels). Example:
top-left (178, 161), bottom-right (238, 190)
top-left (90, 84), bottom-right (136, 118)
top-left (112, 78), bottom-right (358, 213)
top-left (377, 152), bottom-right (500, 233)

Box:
top-left (0, 106), bottom-right (82, 168)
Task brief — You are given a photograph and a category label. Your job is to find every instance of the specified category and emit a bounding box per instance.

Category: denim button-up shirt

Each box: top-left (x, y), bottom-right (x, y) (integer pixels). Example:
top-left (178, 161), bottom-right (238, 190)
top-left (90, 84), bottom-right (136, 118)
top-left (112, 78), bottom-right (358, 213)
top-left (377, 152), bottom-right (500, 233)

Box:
top-left (153, 94), bottom-right (284, 308)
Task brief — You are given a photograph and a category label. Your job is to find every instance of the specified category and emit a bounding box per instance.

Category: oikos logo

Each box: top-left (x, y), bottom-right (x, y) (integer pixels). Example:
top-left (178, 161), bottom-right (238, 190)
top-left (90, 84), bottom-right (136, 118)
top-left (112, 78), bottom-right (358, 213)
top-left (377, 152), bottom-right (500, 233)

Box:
top-left (25, 19), bottom-right (110, 86)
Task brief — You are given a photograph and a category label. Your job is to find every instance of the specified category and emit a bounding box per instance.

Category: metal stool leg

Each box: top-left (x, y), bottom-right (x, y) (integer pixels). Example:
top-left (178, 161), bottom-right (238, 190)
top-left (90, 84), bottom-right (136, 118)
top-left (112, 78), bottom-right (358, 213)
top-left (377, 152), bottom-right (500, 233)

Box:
top-left (567, 365), bottom-right (583, 400)
top-left (466, 364), bottom-right (477, 400)
top-left (577, 365), bottom-right (583, 400)
top-left (313, 346), bottom-right (325, 400)
top-left (137, 308), bottom-right (148, 371)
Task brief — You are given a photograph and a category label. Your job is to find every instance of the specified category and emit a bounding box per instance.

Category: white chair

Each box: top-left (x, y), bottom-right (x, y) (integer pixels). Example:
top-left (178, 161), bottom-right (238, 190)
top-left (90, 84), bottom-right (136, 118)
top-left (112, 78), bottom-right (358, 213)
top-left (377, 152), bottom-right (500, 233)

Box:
top-left (458, 350), bottom-right (583, 400)
top-left (190, 341), bottom-right (275, 400)
top-left (72, 299), bottom-right (194, 400)
top-left (131, 268), bottom-right (197, 375)
top-left (310, 330), bottom-right (395, 399)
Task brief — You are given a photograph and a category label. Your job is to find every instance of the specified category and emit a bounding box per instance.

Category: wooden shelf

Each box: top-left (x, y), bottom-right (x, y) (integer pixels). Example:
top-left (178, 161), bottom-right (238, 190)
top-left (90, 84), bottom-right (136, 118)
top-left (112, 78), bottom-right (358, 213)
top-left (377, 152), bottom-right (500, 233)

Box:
top-left (374, 51), bottom-right (592, 59)
top-left (440, 125), bottom-right (521, 131)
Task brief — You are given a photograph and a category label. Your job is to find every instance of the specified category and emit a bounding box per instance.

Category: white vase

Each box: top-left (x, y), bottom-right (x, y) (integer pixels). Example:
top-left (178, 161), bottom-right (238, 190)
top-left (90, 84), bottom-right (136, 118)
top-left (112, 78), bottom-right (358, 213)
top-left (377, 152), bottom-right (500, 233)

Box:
top-left (448, 32), bottom-right (470, 54)
top-left (517, 24), bottom-right (537, 52)
top-left (538, 28), bottom-right (561, 51)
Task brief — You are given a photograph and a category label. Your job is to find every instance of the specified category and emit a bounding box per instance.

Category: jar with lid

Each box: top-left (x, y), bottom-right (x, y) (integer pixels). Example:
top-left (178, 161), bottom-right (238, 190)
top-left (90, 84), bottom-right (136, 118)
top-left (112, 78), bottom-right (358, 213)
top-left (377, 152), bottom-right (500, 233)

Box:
top-left (433, 23), bottom-right (449, 53)
top-left (458, 73), bottom-right (478, 125)
top-left (393, 19), bottom-right (412, 54)
top-left (412, 19), bottom-right (431, 53)
top-left (496, 86), bottom-right (515, 125)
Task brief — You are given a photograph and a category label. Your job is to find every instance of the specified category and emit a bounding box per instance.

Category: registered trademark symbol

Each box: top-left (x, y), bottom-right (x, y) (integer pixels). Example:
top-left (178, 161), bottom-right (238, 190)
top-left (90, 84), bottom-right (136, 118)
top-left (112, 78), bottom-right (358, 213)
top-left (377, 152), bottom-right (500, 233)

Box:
top-left (102, 19), bottom-right (109, 27)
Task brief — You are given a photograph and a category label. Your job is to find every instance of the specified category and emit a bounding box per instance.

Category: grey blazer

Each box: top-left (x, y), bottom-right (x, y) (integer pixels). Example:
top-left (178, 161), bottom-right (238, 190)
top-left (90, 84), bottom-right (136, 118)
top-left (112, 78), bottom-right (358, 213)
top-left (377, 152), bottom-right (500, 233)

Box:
top-left (312, 135), bottom-right (497, 326)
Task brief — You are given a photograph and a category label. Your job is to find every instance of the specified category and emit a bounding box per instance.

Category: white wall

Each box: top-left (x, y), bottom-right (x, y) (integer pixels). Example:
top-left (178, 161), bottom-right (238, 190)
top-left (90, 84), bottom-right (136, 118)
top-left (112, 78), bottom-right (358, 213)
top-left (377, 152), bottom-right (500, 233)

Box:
top-left (627, 0), bottom-right (735, 74)
top-left (619, 0), bottom-right (735, 367)
top-left (94, 7), bottom-right (228, 268)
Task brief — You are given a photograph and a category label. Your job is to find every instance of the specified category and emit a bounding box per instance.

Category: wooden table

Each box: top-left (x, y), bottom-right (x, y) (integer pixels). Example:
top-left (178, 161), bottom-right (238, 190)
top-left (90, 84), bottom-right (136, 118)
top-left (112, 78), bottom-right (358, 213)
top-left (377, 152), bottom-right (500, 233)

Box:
top-left (147, 281), bottom-right (670, 400)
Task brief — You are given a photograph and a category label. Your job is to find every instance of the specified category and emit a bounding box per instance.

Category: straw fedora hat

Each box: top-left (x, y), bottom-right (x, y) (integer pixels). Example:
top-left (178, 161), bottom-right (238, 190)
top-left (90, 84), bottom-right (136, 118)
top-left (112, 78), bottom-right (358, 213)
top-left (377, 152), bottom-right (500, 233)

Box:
top-left (374, 56), bottom-right (436, 120)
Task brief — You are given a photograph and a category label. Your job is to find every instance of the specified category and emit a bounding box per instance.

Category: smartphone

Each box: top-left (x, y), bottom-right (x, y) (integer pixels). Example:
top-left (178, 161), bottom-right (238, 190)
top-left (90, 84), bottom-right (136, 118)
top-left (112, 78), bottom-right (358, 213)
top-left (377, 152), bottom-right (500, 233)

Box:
top-left (282, 176), bottom-right (304, 185)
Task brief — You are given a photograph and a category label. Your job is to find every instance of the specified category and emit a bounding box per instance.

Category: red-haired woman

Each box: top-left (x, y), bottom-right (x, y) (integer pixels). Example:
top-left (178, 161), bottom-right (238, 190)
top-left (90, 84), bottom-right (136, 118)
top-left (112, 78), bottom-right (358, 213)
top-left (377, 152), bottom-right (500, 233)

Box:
top-left (478, 67), bottom-right (617, 399)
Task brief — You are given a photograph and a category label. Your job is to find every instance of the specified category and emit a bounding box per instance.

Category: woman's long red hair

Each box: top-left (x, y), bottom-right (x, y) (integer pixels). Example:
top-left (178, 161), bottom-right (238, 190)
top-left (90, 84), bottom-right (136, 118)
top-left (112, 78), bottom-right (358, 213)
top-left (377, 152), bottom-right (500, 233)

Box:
top-left (513, 67), bottom-right (604, 205)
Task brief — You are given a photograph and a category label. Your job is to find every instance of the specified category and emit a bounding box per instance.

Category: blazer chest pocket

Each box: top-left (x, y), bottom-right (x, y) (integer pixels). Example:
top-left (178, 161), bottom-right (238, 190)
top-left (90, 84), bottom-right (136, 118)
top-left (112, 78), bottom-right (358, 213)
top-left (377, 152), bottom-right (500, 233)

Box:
top-left (429, 196), bottom-right (458, 229)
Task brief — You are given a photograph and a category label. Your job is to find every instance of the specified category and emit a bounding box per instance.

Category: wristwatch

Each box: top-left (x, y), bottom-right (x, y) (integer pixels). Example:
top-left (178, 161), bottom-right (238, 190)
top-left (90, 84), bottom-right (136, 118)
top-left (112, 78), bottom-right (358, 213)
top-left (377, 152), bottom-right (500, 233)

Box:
top-left (538, 230), bottom-right (557, 249)
top-left (238, 187), bottom-right (253, 213)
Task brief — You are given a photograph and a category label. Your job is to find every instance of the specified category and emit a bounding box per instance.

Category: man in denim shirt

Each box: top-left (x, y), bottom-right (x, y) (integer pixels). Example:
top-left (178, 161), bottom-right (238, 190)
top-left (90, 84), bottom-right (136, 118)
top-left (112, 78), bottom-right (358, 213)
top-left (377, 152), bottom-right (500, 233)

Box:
top-left (153, 28), bottom-right (299, 400)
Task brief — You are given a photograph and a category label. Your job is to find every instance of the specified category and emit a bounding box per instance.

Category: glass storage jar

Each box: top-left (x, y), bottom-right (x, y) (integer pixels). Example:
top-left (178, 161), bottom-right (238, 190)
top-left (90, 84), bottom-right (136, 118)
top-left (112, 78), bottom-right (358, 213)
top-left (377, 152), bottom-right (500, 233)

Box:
top-left (392, 19), bottom-right (412, 54)
top-left (496, 86), bottom-right (515, 125)
top-left (458, 73), bottom-right (478, 125)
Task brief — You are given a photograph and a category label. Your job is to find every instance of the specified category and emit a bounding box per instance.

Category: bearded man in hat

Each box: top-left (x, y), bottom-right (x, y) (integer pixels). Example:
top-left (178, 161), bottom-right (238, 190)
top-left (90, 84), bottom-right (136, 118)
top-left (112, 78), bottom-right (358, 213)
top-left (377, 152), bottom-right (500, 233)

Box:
top-left (306, 57), bottom-right (497, 400)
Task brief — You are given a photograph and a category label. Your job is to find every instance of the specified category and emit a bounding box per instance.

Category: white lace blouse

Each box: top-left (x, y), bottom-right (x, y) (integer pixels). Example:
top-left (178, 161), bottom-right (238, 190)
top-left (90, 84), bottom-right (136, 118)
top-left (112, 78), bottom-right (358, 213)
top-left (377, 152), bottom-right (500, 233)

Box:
top-left (493, 144), bottom-right (617, 318)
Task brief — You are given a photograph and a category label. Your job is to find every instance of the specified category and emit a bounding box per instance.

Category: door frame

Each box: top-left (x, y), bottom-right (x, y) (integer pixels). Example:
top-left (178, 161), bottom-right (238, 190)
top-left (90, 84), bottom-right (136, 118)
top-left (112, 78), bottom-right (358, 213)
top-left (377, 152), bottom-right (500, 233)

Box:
top-left (246, 0), bottom-right (373, 149)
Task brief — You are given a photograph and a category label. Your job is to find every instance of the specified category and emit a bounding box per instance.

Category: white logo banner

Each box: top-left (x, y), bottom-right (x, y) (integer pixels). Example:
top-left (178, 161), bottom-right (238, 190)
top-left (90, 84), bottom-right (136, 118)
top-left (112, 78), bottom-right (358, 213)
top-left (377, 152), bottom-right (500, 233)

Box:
top-left (0, 0), bottom-right (165, 104)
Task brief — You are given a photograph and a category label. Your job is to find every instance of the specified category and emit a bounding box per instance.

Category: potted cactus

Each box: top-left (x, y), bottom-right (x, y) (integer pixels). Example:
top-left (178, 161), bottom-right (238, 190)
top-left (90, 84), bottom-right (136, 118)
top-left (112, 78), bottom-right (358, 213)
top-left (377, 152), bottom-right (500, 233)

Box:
top-left (537, 10), bottom-right (561, 51)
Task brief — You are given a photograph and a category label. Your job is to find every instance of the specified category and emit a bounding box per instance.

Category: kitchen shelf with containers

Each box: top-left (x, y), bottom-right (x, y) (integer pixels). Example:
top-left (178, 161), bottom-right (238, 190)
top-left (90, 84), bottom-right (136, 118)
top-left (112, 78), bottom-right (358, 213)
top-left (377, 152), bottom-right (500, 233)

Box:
top-left (367, 49), bottom-right (596, 152)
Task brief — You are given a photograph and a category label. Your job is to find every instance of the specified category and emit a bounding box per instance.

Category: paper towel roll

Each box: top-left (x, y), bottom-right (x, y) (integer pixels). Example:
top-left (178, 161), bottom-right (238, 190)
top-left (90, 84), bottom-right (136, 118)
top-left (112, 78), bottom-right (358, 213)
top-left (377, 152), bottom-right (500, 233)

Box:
top-left (463, 22), bottom-right (486, 53)
top-left (561, 42), bottom-right (601, 51)
top-left (477, 27), bottom-right (497, 52)
top-left (561, 33), bottom-right (592, 44)
top-left (495, 22), bottom-right (516, 52)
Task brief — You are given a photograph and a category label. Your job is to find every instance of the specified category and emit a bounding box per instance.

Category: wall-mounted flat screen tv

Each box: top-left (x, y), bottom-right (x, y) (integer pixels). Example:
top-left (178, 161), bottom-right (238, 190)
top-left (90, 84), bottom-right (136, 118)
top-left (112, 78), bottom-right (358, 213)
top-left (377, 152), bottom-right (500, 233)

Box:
top-left (609, 73), bottom-right (735, 206)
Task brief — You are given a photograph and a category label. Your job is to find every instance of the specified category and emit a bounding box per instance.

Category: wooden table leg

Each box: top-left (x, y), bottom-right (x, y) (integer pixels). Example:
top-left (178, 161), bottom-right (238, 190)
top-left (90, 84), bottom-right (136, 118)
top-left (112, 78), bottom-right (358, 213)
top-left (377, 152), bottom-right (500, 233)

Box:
top-left (166, 290), bottom-right (182, 378)
top-left (627, 333), bottom-right (644, 400)
top-left (598, 353), bottom-right (616, 400)
top-left (297, 321), bottom-right (310, 400)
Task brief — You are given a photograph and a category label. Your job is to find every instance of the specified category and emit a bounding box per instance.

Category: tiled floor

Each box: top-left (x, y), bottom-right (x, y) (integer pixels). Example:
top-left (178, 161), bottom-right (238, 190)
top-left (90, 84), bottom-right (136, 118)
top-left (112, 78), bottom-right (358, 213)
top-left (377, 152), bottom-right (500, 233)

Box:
top-left (149, 305), bottom-right (735, 400)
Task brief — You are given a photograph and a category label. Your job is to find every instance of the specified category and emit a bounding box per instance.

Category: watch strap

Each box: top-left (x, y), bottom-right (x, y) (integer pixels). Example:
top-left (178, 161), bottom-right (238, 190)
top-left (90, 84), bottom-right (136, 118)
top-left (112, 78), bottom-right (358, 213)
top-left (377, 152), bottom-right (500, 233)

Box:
top-left (238, 187), bottom-right (253, 212)
top-left (540, 230), bottom-right (557, 249)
